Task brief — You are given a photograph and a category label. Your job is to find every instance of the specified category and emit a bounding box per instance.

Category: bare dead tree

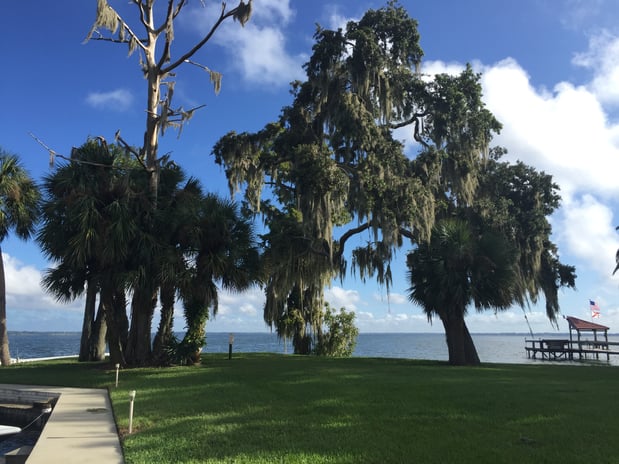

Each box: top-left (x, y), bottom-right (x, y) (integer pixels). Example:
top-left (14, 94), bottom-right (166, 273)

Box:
top-left (81, 0), bottom-right (253, 365)
top-left (85, 0), bottom-right (253, 203)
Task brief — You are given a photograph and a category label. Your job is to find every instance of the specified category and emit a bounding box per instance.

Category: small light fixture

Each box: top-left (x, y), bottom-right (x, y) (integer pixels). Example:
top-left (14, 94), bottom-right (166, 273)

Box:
top-left (128, 390), bottom-right (136, 434)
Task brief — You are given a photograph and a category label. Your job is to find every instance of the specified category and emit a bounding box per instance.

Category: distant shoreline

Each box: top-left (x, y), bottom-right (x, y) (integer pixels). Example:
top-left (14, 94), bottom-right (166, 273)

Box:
top-left (10, 330), bottom-right (616, 335)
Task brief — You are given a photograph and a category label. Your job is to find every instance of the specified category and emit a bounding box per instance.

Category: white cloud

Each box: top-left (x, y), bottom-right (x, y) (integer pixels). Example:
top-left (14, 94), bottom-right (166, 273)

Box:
top-left (421, 57), bottom-right (619, 200)
top-left (3, 253), bottom-right (84, 331)
top-left (181, 2), bottom-right (305, 87)
top-left (478, 51), bottom-right (619, 310)
top-left (214, 286), bottom-right (264, 317)
top-left (573, 32), bottom-right (619, 105)
top-left (421, 60), bottom-right (466, 79)
top-left (226, 24), bottom-right (305, 86)
top-left (325, 286), bottom-right (361, 311)
top-left (250, 0), bottom-right (294, 24)
top-left (372, 292), bottom-right (407, 305)
top-left (482, 58), bottom-right (619, 199)
top-left (85, 89), bottom-right (134, 111)
top-left (4, 254), bottom-right (41, 296)
top-left (557, 195), bottom-right (619, 278)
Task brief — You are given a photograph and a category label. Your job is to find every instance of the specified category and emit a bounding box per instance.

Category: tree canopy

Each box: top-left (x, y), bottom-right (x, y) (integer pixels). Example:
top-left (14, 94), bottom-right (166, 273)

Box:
top-left (213, 1), bottom-right (575, 361)
top-left (38, 139), bottom-right (261, 366)
top-left (0, 149), bottom-right (40, 366)
top-left (62, 0), bottom-right (257, 365)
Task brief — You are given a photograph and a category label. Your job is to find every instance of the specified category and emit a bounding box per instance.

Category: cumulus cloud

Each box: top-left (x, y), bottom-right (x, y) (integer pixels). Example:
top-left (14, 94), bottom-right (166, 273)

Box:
top-left (372, 292), bottom-right (407, 305)
top-left (421, 60), bottom-right (468, 79)
top-left (181, 1), bottom-right (305, 87)
top-left (250, 0), bottom-right (295, 23)
top-left (556, 195), bottom-right (619, 278)
top-left (85, 89), bottom-right (134, 111)
top-left (225, 24), bottom-right (305, 86)
top-left (472, 46), bottom-right (619, 296)
top-left (480, 58), bottom-right (619, 200)
top-left (4, 254), bottom-right (42, 297)
top-left (573, 32), bottom-right (619, 105)
top-left (214, 287), bottom-right (264, 317)
top-left (325, 286), bottom-right (361, 311)
top-left (4, 254), bottom-right (78, 310)
top-left (420, 56), bottom-right (619, 200)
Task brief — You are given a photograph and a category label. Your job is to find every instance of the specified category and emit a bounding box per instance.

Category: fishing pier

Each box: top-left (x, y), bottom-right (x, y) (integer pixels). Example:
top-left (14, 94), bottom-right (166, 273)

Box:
top-left (525, 316), bottom-right (619, 362)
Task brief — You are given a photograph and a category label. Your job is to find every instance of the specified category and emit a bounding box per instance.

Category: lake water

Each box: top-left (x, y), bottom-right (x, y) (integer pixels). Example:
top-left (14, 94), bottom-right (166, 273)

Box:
top-left (7, 331), bottom-right (619, 366)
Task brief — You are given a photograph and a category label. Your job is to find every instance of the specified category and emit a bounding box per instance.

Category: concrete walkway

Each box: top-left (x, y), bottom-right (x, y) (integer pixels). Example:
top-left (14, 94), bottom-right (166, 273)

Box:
top-left (0, 384), bottom-right (123, 463)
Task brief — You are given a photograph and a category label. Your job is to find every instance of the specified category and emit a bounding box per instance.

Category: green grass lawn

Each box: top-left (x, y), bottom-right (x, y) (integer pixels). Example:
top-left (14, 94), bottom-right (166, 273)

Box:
top-left (3, 354), bottom-right (619, 463)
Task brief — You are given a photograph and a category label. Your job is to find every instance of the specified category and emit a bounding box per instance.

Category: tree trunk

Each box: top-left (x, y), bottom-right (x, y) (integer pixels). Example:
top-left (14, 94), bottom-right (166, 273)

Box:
top-left (0, 246), bottom-right (10, 366)
top-left (153, 282), bottom-right (175, 362)
top-left (440, 312), bottom-right (467, 366)
top-left (463, 321), bottom-right (481, 365)
top-left (102, 285), bottom-right (127, 366)
top-left (292, 321), bottom-right (312, 355)
top-left (440, 312), bottom-right (481, 366)
top-left (181, 299), bottom-right (210, 365)
top-left (181, 323), bottom-right (206, 365)
top-left (145, 63), bottom-right (161, 205)
top-left (125, 287), bottom-right (157, 366)
top-left (89, 300), bottom-right (107, 361)
top-left (79, 280), bottom-right (97, 362)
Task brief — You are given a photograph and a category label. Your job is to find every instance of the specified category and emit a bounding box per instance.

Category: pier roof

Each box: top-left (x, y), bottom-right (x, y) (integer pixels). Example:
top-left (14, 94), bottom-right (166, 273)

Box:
top-left (565, 316), bottom-right (609, 331)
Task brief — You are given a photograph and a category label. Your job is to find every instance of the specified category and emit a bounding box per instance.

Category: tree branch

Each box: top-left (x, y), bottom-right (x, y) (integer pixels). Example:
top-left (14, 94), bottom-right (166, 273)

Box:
top-left (389, 111), bottom-right (426, 130)
top-left (172, 0), bottom-right (188, 20)
top-left (85, 3), bottom-right (148, 55)
top-left (156, 1), bottom-right (176, 68)
top-left (161, 3), bottom-right (241, 75)
top-left (134, 0), bottom-right (151, 34)
top-left (334, 222), bottom-right (371, 262)
top-left (29, 132), bottom-right (138, 170)
top-left (114, 131), bottom-right (148, 170)
top-left (90, 34), bottom-right (147, 46)
top-left (398, 227), bottom-right (416, 242)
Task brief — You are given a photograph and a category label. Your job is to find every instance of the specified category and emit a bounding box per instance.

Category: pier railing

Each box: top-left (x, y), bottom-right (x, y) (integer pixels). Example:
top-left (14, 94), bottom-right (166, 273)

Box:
top-left (525, 338), bottom-right (619, 361)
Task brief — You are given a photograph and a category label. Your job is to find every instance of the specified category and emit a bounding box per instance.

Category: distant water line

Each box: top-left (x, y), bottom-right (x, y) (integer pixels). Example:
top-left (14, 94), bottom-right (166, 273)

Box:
top-left (7, 331), bottom-right (619, 366)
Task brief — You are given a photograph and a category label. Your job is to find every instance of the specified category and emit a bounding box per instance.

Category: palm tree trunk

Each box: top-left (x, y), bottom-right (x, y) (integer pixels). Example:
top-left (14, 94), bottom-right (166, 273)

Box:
top-left (153, 282), bottom-right (175, 362)
top-left (89, 300), bottom-right (107, 361)
top-left (102, 285), bottom-right (127, 366)
top-left (79, 280), bottom-right (97, 361)
top-left (463, 321), bottom-right (481, 365)
top-left (441, 312), bottom-right (467, 366)
top-left (0, 246), bottom-right (10, 366)
top-left (181, 301), bottom-right (208, 365)
top-left (125, 287), bottom-right (156, 366)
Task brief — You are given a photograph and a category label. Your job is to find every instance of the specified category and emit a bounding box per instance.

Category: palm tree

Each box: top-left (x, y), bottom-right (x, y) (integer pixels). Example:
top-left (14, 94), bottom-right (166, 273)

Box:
top-left (123, 166), bottom-right (208, 366)
top-left (37, 139), bottom-right (137, 365)
top-left (177, 194), bottom-right (261, 364)
top-left (0, 150), bottom-right (40, 366)
top-left (151, 177), bottom-right (204, 363)
top-left (407, 219), bottom-right (517, 365)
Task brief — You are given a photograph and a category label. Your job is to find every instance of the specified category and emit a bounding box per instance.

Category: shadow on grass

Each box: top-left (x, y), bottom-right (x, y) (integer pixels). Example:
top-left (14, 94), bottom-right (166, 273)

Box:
top-left (114, 354), bottom-right (619, 463)
top-left (5, 354), bottom-right (619, 463)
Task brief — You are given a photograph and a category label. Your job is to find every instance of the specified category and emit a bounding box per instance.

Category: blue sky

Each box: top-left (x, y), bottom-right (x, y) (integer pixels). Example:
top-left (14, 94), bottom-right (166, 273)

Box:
top-left (2, 0), bottom-right (619, 334)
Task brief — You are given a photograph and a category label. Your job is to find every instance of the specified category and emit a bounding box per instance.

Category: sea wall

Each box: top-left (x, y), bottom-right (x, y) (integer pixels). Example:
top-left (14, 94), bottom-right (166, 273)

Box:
top-left (0, 388), bottom-right (59, 405)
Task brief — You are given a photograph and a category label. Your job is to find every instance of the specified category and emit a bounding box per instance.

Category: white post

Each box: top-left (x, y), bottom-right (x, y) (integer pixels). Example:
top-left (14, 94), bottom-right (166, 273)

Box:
top-left (115, 364), bottom-right (120, 388)
top-left (128, 390), bottom-right (136, 434)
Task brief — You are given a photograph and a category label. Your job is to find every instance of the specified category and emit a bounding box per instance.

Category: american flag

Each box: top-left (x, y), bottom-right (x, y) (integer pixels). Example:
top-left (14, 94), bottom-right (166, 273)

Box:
top-left (590, 300), bottom-right (601, 319)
